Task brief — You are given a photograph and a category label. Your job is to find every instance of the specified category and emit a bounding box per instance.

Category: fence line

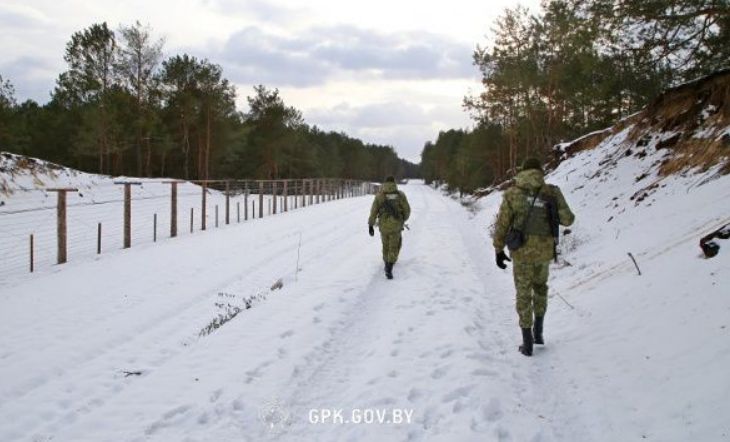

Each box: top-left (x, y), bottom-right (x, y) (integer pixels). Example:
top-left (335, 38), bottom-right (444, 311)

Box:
top-left (0, 178), bottom-right (376, 281)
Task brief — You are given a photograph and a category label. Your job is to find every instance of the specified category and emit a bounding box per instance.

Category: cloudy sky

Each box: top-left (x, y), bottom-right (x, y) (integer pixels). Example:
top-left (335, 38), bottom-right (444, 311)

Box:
top-left (0, 0), bottom-right (538, 162)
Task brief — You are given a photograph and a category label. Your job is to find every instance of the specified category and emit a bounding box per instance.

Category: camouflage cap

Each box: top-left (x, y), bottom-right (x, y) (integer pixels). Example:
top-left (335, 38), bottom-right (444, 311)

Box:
top-left (521, 157), bottom-right (543, 172)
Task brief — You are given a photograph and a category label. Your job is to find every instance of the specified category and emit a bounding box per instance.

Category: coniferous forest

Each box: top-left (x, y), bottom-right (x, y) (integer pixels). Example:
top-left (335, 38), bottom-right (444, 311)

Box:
top-left (0, 22), bottom-right (419, 181)
top-left (420, 0), bottom-right (728, 192)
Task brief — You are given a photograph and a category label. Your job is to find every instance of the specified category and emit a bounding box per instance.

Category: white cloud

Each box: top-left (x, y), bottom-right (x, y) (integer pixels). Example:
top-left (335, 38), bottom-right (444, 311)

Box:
top-left (0, 0), bottom-right (541, 162)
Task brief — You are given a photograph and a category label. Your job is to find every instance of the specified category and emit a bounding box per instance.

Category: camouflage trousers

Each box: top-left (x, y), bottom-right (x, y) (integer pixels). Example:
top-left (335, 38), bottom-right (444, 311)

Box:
top-left (512, 261), bottom-right (550, 328)
top-left (380, 231), bottom-right (402, 264)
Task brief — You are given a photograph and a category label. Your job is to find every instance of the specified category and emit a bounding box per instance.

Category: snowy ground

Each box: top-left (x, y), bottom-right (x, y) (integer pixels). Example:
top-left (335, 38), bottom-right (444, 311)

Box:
top-left (1, 147), bottom-right (729, 440)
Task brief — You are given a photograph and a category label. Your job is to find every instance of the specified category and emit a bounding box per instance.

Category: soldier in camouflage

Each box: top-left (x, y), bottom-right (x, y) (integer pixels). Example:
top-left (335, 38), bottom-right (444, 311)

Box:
top-left (492, 158), bottom-right (575, 357)
top-left (368, 176), bottom-right (411, 279)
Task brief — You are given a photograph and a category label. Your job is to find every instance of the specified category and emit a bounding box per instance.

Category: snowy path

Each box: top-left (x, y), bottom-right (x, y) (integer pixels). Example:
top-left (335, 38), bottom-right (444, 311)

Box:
top-left (1, 183), bottom-right (562, 441)
top-left (4, 181), bottom-right (727, 441)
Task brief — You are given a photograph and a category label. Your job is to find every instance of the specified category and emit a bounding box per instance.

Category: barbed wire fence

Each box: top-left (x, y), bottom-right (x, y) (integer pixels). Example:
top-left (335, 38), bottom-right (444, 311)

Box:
top-left (0, 178), bottom-right (376, 282)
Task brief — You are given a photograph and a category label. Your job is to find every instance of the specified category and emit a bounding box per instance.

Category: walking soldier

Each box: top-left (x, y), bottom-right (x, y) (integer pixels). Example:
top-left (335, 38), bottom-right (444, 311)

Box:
top-left (492, 158), bottom-right (575, 356)
top-left (368, 176), bottom-right (411, 279)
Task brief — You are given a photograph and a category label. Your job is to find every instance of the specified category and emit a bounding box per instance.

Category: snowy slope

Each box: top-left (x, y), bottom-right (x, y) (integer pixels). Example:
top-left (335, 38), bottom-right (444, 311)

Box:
top-left (467, 118), bottom-right (730, 440)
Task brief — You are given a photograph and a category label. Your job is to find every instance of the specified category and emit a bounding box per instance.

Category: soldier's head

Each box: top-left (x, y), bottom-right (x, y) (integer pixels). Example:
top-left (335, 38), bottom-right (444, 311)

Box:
top-left (520, 157), bottom-right (543, 173)
top-left (385, 176), bottom-right (396, 183)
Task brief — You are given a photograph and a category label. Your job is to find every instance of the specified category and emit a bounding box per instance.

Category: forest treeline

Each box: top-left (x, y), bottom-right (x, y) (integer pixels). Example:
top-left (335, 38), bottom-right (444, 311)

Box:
top-left (421, 0), bottom-right (729, 192)
top-left (0, 22), bottom-right (418, 181)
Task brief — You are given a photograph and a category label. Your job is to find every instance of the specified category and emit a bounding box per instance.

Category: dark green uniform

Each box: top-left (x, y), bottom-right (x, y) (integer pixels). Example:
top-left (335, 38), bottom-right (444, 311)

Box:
top-left (368, 181), bottom-right (411, 264)
top-left (492, 168), bottom-right (575, 328)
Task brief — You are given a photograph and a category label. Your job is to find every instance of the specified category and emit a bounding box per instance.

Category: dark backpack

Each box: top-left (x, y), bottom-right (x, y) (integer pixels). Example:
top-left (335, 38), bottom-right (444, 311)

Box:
top-left (380, 192), bottom-right (403, 221)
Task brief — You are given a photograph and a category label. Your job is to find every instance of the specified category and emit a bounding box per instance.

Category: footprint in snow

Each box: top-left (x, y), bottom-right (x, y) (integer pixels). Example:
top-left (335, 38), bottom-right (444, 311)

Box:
top-left (197, 412), bottom-right (209, 424)
top-left (471, 368), bottom-right (498, 377)
top-left (431, 366), bottom-right (449, 379)
top-left (407, 388), bottom-right (424, 402)
top-left (482, 397), bottom-right (503, 422)
top-left (231, 398), bottom-right (245, 411)
top-left (280, 330), bottom-right (294, 339)
top-left (442, 385), bottom-right (473, 402)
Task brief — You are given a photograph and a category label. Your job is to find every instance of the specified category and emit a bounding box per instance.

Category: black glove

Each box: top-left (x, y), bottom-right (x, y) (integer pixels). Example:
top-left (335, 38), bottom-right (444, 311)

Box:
top-left (368, 225), bottom-right (375, 236)
top-left (496, 250), bottom-right (511, 269)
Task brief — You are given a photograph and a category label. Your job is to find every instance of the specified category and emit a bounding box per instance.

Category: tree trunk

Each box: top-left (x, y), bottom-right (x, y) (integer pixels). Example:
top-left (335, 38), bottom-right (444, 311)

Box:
top-left (205, 104), bottom-right (211, 181)
top-left (145, 137), bottom-right (152, 177)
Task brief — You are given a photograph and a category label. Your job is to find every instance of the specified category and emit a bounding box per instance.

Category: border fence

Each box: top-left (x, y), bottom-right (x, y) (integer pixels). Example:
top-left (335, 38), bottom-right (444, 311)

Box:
top-left (0, 178), bottom-right (376, 281)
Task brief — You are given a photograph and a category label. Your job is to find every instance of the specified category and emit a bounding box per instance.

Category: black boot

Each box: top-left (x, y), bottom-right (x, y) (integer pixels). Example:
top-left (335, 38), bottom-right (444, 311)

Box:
top-left (519, 328), bottom-right (533, 356)
top-left (384, 262), bottom-right (393, 279)
top-left (533, 315), bottom-right (544, 345)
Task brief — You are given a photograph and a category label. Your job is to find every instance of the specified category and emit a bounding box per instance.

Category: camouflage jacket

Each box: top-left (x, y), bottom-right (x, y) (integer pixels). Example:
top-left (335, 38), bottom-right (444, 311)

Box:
top-left (368, 181), bottom-right (411, 233)
top-left (492, 169), bottom-right (575, 263)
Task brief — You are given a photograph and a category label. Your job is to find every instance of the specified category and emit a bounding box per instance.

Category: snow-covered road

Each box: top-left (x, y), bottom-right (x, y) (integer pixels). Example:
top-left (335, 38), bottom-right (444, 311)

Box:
top-left (0, 183), bottom-right (556, 442)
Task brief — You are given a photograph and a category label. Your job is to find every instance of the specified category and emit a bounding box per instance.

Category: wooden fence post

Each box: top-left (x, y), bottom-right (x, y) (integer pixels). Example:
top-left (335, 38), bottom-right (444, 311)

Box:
top-left (114, 182), bottom-right (141, 249)
top-left (97, 223), bottom-right (102, 254)
top-left (29, 234), bottom-right (34, 273)
top-left (237, 201), bottom-right (241, 223)
top-left (190, 208), bottom-right (194, 233)
top-left (244, 186), bottom-right (249, 221)
top-left (283, 180), bottom-right (288, 212)
top-left (201, 182), bottom-right (207, 231)
top-left (59, 190), bottom-right (68, 261)
top-left (301, 179), bottom-right (307, 207)
top-left (58, 191), bottom-right (68, 262)
top-left (259, 181), bottom-right (264, 218)
top-left (165, 181), bottom-right (178, 238)
top-left (272, 181), bottom-right (278, 214)
top-left (48, 188), bottom-right (77, 264)
top-left (225, 180), bottom-right (230, 225)
top-left (154, 213), bottom-right (157, 242)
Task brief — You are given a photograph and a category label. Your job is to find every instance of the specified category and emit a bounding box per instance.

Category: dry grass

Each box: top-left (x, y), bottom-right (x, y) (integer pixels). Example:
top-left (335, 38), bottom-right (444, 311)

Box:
top-left (550, 112), bottom-right (642, 168)
top-left (628, 69), bottom-right (730, 176)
